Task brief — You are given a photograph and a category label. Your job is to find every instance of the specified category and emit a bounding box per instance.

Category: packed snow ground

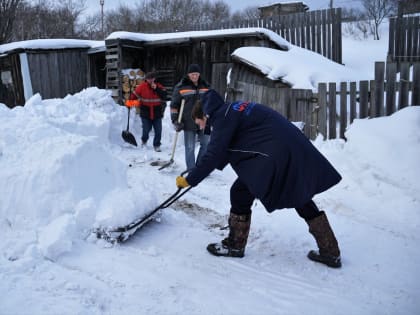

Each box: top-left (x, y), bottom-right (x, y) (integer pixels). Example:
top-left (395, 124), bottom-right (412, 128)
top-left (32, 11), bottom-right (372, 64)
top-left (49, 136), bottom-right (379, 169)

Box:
top-left (1, 26), bottom-right (420, 315)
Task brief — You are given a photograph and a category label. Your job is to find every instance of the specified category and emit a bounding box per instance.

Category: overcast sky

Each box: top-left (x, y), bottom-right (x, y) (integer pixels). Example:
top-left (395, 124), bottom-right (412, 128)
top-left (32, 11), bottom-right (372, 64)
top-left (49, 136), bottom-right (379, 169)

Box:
top-left (84, 0), bottom-right (363, 16)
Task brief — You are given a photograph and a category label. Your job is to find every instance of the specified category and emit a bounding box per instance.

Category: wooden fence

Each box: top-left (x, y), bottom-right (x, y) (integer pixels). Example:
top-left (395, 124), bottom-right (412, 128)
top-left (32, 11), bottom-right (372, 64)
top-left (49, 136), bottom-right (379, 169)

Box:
top-left (177, 8), bottom-right (342, 64)
top-left (316, 61), bottom-right (420, 140)
top-left (388, 16), bottom-right (420, 63)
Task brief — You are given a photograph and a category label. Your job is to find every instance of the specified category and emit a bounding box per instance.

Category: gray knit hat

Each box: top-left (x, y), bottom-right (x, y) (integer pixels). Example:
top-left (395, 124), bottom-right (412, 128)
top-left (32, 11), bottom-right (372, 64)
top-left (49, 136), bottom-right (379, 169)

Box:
top-left (187, 64), bottom-right (201, 74)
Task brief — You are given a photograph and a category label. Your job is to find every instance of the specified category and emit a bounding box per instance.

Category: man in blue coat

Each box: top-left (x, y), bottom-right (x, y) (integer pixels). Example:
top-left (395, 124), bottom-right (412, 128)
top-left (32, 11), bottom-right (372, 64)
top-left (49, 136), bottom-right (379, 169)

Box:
top-left (176, 89), bottom-right (342, 268)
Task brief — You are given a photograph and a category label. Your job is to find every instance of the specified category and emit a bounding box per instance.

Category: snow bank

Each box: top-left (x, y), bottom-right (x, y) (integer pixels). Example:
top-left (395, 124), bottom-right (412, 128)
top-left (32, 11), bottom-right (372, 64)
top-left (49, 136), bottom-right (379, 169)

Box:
top-left (345, 106), bottom-right (420, 195)
top-left (0, 88), bottom-right (158, 260)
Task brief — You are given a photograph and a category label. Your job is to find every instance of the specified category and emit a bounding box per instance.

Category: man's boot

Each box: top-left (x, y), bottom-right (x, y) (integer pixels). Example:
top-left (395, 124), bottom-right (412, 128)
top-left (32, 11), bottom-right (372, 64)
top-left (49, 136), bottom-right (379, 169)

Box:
top-left (307, 211), bottom-right (342, 268)
top-left (207, 213), bottom-right (251, 258)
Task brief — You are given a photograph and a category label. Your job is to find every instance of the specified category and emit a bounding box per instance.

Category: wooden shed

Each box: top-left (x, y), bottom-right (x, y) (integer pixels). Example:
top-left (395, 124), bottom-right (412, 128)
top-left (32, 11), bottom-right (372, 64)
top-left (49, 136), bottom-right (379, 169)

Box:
top-left (258, 1), bottom-right (309, 18)
top-left (227, 47), bottom-right (317, 140)
top-left (104, 28), bottom-right (290, 105)
top-left (0, 39), bottom-right (105, 108)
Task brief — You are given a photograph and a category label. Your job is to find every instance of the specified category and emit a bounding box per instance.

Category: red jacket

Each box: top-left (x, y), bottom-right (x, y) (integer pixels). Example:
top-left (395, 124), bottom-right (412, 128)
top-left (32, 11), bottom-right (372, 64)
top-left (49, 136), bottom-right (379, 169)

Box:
top-left (130, 81), bottom-right (167, 120)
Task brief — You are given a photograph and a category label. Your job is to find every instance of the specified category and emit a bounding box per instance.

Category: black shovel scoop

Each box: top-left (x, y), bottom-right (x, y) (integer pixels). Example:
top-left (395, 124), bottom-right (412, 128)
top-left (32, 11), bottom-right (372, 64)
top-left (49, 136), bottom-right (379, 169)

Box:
top-left (122, 106), bottom-right (138, 146)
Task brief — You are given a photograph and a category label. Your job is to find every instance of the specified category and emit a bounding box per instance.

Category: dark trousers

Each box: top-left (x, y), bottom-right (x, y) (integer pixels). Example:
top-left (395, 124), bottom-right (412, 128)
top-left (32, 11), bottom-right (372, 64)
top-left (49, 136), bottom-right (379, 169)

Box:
top-left (141, 117), bottom-right (162, 147)
top-left (230, 178), bottom-right (321, 221)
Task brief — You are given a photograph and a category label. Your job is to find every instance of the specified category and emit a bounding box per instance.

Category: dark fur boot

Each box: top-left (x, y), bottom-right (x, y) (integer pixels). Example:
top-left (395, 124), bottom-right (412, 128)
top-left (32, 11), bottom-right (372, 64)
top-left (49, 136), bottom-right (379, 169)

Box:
top-left (207, 213), bottom-right (251, 258)
top-left (307, 211), bottom-right (342, 268)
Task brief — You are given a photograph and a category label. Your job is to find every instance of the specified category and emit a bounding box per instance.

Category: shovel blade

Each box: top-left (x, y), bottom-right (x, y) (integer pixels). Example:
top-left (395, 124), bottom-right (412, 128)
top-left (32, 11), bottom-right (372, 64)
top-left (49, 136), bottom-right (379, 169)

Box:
top-left (122, 130), bottom-right (138, 146)
top-left (158, 159), bottom-right (174, 170)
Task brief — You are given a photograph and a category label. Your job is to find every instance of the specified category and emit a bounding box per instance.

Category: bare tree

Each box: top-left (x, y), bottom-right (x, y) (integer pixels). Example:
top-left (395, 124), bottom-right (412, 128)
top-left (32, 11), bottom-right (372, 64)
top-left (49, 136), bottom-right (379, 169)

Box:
top-left (200, 0), bottom-right (230, 24)
top-left (77, 13), bottom-right (102, 40)
top-left (53, 0), bottom-right (86, 37)
top-left (361, 0), bottom-right (397, 39)
top-left (231, 5), bottom-right (259, 24)
top-left (105, 4), bottom-right (143, 33)
top-left (0, 0), bottom-right (22, 44)
top-left (133, 0), bottom-right (230, 32)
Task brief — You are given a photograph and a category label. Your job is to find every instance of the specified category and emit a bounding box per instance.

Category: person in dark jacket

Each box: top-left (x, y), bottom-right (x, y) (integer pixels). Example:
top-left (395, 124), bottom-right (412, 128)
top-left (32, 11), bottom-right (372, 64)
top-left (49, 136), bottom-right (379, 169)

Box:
top-left (176, 89), bottom-right (343, 268)
top-left (130, 71), bottom-right (167, 152)
top-left (170, 64), bottom-right (210, 170)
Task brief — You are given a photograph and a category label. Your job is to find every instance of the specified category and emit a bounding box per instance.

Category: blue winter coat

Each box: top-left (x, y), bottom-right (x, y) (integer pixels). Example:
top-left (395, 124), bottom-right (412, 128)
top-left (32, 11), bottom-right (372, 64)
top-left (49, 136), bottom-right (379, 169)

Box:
top-left (186, 90), bottom-right (342, 212)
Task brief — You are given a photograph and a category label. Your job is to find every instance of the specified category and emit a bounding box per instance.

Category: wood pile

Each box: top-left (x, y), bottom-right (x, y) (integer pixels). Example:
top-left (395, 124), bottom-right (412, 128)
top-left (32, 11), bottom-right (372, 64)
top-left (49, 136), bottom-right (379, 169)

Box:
top-left (121, 68), bottom-right (145, 102)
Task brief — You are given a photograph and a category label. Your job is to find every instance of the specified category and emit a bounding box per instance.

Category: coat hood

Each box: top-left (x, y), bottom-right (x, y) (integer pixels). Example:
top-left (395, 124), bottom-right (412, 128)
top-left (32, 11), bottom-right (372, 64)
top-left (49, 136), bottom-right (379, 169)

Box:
top-left (200, 89), bottom-right (225, 117)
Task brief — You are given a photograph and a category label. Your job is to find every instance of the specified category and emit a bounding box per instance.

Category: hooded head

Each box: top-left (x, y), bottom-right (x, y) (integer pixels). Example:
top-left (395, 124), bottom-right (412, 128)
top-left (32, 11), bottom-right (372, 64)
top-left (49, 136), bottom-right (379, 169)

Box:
top-left (199, 89), bottom-right (225, 117)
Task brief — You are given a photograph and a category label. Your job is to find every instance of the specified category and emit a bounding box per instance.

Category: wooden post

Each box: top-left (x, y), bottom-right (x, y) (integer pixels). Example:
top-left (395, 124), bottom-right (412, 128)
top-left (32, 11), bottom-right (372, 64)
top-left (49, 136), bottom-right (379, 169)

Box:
top-left (412, 63), bottom-right (420, 105)
top-left (316, 10), bottom-right (322, 54)
top-left (340, 82), bottom-right (347, 139)
top-left (333, 8), bottom-right (342, 64)
top-left (322, 9), bottom-right (327, 57)
top-left (318, 83), bottom-right (328, 139)
top-left (328, 82), bottom-right (336, 139)
top-left (359, 80), bottom-right (369, 118)
top-left (398, 62), bottom-right (410, 109)
top-left (350, 82), bottom-right (357, 122)
top-left (374, 62), bottom-right (385, 117)
top-left (388, 17), bottom-right (396, 62)
top-left (385, 62), bottom-right (397, 115)
top-left (370, 80), bottom-right (376, 117)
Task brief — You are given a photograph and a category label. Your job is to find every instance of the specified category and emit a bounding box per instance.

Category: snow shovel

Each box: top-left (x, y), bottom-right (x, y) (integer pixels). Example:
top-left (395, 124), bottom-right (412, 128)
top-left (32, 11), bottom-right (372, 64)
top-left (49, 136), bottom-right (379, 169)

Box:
top-left (95, 171), bottom-right (192, 243)
top-left (122, 100), bottom-right (139, 146)
top-left (157, 99), bottom-right (185, 170)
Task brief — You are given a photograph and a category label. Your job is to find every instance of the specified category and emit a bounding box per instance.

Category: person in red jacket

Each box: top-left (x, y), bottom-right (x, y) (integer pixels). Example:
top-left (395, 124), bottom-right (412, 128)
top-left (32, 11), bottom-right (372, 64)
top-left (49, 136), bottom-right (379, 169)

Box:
top-left (130, 72), bottom-right (167, 152)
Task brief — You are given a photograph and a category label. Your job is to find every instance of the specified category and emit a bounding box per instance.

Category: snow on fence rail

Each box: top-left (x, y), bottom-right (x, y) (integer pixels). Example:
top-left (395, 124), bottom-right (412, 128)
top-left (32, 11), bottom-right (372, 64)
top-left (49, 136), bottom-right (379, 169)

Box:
top-left (316, 61), bottom-right (420, 140)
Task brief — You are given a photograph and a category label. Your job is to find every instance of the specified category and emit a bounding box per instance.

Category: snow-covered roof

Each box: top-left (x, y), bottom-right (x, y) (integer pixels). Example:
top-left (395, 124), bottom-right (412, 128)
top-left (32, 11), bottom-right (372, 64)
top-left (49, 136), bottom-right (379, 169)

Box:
top-left (232, 45), bottom-right (360, 90)
top-left (0, 39), bottom-right (105, 56)
top-left (107, 28), bottom-right (291, 51)
top-left (258, 1), bottom-right (309, 10)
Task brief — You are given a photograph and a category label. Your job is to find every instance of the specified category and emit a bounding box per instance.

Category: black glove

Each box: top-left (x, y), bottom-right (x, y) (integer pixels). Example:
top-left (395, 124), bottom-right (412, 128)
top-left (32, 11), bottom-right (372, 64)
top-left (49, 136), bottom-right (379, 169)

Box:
top-left (171, 112), bottom-right (179, 124)
top-left (173, 122), bottom-right (184, 132)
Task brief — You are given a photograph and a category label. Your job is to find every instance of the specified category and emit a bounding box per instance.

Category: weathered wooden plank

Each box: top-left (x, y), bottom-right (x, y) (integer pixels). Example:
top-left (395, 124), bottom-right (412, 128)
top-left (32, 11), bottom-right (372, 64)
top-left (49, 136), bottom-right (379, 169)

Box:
top-left (359, 80), bottom-right (369, 118)
top-left (374, 61), bottom-right (385, 117)
top-left (322, 9), bottom-right (327, 57)
top-left (328, 82), bottom-right (336, 139)
top-left (398, 62), bottom-right (410, 108)
top-left (311, 11), bottom-right (316, 53)
top-left (385, 62), bottom-right (397, 115)
top-left (406, 17), bottom-right (413, 61)
top-left (388, 18), bottom-right (396, 61)
top-left (350, 81), bottom-right (357, 122)
top-left (318, 83), bottom-right (327, 139)
top-left (340, 82), bottom-right (347, 139)
top-left (369, 80), bottom-right (376, 117)
top-left (412, 63), bottom-right (420, 105)
top-left (326, 10), bottom-right (332, 60)
top-left (397, 17), bottom-right (405, 62)
top-left (402, 17), bottom-right (409, 62)
top-left (316, 10), bottom-right (322, 54)
top-left (289, 89), bottom-right (297, 120)
top-left (299, 13), bottom-right (305, 48)
top-left (414, 17), bottom-right (420, 62)
top-left (305, 12), bottom-right (311, 51)
top-left (333, 8), bottom-right (342, 64)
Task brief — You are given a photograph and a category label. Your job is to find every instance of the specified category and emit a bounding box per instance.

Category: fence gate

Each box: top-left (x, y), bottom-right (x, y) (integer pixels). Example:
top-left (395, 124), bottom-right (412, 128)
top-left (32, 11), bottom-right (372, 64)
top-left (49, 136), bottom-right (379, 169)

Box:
top-left (288, 89), bottom-right (318, 140)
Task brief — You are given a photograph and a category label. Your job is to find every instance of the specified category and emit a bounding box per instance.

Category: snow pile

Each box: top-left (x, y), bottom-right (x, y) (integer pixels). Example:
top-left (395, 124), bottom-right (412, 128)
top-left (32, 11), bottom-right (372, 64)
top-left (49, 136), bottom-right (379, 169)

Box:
top-left (0, 88), bottom-right (158, 260)
top-left (345, 107), bottom-right (420, 193)
top-left (232, 45), bottom-right (361, 89)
